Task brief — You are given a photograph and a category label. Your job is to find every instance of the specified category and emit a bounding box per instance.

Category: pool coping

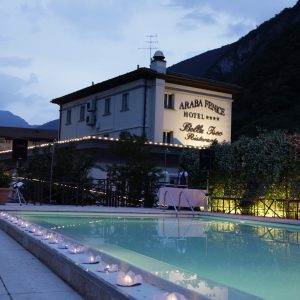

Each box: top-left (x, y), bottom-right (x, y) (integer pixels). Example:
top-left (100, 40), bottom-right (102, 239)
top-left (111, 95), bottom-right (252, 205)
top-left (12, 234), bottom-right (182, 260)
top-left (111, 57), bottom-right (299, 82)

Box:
top-left (200, 212), bottom-right (300, 226)
top-left (2, 203), bottom-right (300, 226)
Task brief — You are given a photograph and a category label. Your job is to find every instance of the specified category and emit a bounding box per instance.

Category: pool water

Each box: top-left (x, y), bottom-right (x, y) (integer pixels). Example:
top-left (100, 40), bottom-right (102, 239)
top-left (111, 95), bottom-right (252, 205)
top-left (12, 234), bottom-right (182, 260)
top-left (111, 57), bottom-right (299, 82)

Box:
top-left (17, 212), bottom-right (300, 300)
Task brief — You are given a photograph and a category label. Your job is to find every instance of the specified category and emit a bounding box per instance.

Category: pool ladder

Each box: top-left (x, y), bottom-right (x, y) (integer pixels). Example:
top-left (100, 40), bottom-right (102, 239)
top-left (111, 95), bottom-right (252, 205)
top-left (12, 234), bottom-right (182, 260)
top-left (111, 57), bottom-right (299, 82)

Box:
top-left (162, 190), bottom-right (196, 216)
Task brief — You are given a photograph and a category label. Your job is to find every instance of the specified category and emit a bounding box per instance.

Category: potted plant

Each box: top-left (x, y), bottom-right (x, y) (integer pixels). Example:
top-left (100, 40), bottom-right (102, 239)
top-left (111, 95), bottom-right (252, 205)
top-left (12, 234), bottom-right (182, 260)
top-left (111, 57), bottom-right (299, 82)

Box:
top-left (0, 165), bottom-right (11, 205)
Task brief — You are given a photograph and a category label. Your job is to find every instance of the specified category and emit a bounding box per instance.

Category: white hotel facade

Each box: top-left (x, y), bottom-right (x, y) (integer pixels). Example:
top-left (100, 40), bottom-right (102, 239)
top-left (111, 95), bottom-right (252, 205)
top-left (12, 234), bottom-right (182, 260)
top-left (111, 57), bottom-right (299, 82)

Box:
top-left (52, 51), bottom-right (239, 148)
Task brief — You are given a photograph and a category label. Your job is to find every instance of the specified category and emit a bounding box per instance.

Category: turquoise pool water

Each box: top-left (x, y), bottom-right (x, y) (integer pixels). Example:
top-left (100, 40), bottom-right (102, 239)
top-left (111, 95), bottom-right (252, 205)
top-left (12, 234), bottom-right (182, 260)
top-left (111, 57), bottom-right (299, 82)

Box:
top-left (16, 212), bottom-right (300, 300)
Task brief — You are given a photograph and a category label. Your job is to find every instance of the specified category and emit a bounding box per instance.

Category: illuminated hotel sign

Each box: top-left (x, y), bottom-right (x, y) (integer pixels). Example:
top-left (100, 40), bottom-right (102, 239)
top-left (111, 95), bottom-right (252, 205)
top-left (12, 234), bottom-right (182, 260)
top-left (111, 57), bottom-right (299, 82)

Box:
top-left (179, 99), bottom-right (225, 115)
top-left (175, 98), bottom-right (227, 144)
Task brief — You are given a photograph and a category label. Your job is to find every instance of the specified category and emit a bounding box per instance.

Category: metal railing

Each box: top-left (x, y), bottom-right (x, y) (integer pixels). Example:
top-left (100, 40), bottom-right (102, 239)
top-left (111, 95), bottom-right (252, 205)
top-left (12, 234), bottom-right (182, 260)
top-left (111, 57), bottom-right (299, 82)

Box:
top-left (209, 197), bottom-right (300, 220)
top-left (21, 178), bottom-right (159, 207)
top-left (18, 178), bottom-right (300, 220)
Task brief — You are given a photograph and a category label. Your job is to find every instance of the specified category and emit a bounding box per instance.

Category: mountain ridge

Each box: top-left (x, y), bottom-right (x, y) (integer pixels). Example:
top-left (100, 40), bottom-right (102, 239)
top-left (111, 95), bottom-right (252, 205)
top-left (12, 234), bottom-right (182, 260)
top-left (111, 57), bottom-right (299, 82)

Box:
top-left (168, 1), bottom-right (300, 139)
top-left (0, 110), bottom-right (59, 130)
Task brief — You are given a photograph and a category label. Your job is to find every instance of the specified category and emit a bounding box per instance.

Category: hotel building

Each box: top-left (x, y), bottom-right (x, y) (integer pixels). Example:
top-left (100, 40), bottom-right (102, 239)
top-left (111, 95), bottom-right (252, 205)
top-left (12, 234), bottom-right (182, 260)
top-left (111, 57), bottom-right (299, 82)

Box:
top-left (52, 51), bottom-right (239, 148)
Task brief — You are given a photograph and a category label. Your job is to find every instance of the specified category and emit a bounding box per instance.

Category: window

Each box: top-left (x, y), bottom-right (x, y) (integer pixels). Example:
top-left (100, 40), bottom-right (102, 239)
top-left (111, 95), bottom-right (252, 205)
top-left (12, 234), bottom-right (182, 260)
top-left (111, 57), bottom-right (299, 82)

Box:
top-left (66, 109), bottom-right (72, 125)
top-left (79, 105), bottom-right (85, 122)
top-left (104, 98), bottom-right (111, 115)
top-left (86, 102), bottom-right (91, 111)
top-left (163, 131), bottom-right (173, 144)
top-left (164, 94), bottom-right (174, 109)
top-left (121, 93), bottom-right (129, 111)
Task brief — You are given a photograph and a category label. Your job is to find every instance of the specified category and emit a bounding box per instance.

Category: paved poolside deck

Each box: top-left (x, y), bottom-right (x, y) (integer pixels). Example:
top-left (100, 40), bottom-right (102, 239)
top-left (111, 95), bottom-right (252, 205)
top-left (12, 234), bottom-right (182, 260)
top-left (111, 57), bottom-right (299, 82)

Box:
top-left (0, 226), bottom-right (83, 300)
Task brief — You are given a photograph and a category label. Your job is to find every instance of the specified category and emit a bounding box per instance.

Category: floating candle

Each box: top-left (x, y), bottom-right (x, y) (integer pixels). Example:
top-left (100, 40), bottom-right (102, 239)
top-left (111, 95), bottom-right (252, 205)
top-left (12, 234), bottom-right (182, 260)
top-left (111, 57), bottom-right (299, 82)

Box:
top-left (153, 292), bottom-right (188, 300)
top-left (116, 271), bottom-right (143, 287)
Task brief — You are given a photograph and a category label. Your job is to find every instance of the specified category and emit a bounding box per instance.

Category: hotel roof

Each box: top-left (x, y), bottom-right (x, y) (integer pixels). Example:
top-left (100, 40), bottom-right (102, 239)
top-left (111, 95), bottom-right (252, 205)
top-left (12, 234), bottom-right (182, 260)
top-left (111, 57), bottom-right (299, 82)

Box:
top-left (51, 67), bottom-right (241, 105)
top-left (0, 126), bottom-right (57, 140)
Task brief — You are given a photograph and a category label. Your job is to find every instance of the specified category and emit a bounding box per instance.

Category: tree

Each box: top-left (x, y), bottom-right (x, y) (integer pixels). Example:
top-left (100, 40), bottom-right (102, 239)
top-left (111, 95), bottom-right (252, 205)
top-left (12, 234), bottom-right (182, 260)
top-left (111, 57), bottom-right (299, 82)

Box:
top-left (210, 130), bottom-right (300, 213)
top-left (27, 146), bottom-right (52, 180)
top-left (0, 164), bottom-right (10, 187)
top-left (178, 149), bottom-right (202, 188)
top-left (27, 144), bottom-right (95, 184)
top-left (104, 131), bottom-right (160, 207)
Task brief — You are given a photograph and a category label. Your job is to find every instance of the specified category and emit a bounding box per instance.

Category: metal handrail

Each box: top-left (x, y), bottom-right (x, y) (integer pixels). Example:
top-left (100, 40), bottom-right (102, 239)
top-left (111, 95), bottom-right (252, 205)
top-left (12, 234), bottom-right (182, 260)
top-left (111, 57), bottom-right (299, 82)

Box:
top-left (178, 190), bottom-right (195, 213)
top-left (163, 190), bottom-right (178, 213)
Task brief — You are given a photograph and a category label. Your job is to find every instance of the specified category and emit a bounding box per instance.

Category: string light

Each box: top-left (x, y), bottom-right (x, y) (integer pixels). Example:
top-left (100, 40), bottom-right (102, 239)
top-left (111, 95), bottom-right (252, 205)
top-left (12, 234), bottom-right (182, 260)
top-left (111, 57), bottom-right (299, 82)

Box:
top-left (0, 135), bottom-right (207, 155)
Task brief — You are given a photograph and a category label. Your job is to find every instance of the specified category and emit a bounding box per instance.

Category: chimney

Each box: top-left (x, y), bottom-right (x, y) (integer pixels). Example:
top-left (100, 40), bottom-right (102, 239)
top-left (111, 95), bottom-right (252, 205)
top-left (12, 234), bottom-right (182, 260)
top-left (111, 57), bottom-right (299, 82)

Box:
top-left (150, 50), bottom-right (166, 74)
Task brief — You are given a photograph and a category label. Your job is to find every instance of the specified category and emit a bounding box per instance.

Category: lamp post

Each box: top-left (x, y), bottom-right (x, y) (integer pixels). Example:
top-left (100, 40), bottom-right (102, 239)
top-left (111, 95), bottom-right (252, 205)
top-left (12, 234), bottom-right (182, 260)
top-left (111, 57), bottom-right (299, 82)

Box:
top-left (49, 140), bottom-right (56, 203)
top-left (164, 148), bottom-right (169, 184)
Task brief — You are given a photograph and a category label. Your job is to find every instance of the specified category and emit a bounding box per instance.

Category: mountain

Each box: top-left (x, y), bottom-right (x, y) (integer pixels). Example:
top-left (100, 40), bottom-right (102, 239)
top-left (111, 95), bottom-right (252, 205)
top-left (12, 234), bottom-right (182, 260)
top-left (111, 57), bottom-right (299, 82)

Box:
top-left (168, 1), bottom-right (300, 139)
top-left (168, 44), bottom-right (231, 78)
top-left (0, 110), bottom-right (31, 128)
top-left (37, 119), bottom-right (59, 130)
top-left (0, 110), bottom-right (59, 130)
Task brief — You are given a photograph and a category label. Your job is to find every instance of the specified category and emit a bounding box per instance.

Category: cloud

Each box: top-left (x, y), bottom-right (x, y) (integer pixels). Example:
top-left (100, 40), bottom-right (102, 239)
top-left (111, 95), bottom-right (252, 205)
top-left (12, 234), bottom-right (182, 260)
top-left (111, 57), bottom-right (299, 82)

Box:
top-left (46, 0), bottom-right (138, 40)
top-left (0, 72), bottom-right (53, 124)
top-left (20, 1), bottom-right (47, 17)
top-left (0, 35), bottom-right (10, 43)
top-left (0, 57), bottom-right (31, 68)
top-left (183, 10), bottom-right (216, 24)
top-left (225, 22), bottom-right (254, 38)
top-left (170, 0), bottom-right (298, 25)
top-left (19, 1), bottom-right (49, 33)
top-left (0, 72), bottom-right (38, 96)
top-left (0, 72), bottom-right (38, 106)
top-left (5, 95), bottom-right (55, 125)
top-left (177, 9), bottom-right (217, 31)
top-left (168, 0), bottom-right (297, 45)
top-left (0, 72), bottom-right (25, 95)
top-left (27, 73), bottom-right (38, 85)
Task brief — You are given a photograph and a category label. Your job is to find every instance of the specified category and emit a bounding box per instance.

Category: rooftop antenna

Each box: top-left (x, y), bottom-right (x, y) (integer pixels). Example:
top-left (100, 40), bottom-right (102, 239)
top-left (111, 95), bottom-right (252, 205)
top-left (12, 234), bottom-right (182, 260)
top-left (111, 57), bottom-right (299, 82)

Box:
top-left (139, 34), bottom-right (158, 66)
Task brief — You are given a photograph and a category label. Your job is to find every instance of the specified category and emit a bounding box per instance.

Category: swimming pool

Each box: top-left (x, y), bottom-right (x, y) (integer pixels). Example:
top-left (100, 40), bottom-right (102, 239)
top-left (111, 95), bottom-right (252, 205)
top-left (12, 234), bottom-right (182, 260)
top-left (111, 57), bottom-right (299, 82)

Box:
top-left (15, 212), bottom-right (300, 300)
